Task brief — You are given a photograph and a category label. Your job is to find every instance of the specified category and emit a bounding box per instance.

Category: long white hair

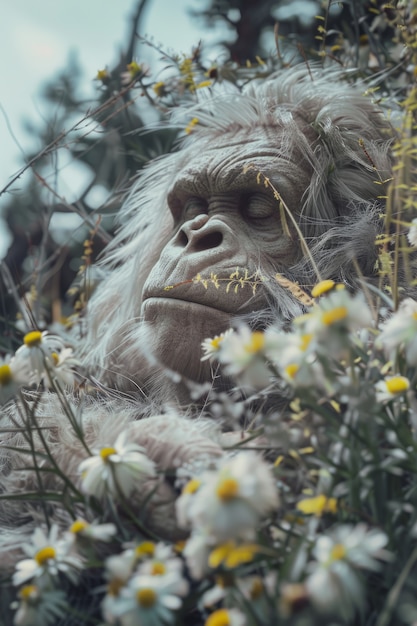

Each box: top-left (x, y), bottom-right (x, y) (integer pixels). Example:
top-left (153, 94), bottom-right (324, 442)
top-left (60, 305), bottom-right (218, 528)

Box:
top-left (82, 66), bottom-right (395, 389)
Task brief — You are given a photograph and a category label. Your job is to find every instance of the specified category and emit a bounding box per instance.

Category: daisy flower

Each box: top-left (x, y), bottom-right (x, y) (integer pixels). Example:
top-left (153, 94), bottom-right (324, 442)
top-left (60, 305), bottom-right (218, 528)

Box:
top-left (306, 524), bottom-right (388, 618)
top-left (263, 326), bottom-right (326, 390)
top-left (136, 543), bottom-right (183, 578)
top-left (306, 557), bottom-right (363, 619)
top-left (41, 347), bottom-right (80, 389)
top-left (407, 217), bottom-right (417, 247)
top-left (120, 60), bottom-right (145, 85)
top-left (375, 375), bottom-right (410, 403)
top-left (237, 575), bottom-right (273, 623)
top-left (104, 550), bottom-right (137, 596)
top-left (181, 530), bottom-right (212, 580)
top-left (376, 298), bottom-right (417, 365)
top-left (103, 572), bottom-right (189, 626)
top-left (215, 325), bottom-right (272, 389)
top-left (64, 519), bottom-right (117, 554)
top-left (0, 356), bottom-right (32, 404)
top-left (264, 325), bottom-right (315, 365)
top-left (13, 331), bottom-right (66, 382)
top-left (311, 279), bottom-right (337, 298)
top-left (177, 451), bottom-right (279, 542)
top-left (78, 430), bottom-right (156, 500)
top-left (13, 525), bottom-right (83, 587)
top-left (103, 540), bottom-right (177, 612)
top-left (312, 524), bottom-right (388, 572)
top-left (201, 329), bottom-right (234, 361)
top-left (176, 478), bottom-right (202, 529)
top-left (297, 288), bottom-right (373, 358)
top-left (102, 549), bottom-right (138, 622)
top-left (204, 608), bottom-right (246, 626)
top-left (201, 573), bottom-right (235, 608)
top-left (11, 585), bottom-right (68, 626)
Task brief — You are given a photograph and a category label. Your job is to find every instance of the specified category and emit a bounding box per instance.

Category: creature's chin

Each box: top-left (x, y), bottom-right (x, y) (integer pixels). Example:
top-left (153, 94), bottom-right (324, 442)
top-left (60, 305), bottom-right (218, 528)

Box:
top-left (140, 297), bottom-right (232, 383)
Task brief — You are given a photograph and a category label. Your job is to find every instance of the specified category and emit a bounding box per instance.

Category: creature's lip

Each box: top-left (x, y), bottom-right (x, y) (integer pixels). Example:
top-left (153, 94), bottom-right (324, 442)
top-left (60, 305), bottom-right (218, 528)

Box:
top-left (141, 295), bottom-right (231, 315)
top-left (142, 269), bottom-right (266, 314)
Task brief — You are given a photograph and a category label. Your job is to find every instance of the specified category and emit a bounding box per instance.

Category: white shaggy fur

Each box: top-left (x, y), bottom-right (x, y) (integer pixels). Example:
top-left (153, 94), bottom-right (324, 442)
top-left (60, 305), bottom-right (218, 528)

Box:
top-left (81, 66), bottom-right (394, 396)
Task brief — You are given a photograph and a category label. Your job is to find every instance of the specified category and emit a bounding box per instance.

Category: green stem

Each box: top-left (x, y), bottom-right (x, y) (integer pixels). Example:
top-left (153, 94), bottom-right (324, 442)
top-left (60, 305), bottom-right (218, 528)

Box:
top-left (376, 546), bottom-right (417, 626)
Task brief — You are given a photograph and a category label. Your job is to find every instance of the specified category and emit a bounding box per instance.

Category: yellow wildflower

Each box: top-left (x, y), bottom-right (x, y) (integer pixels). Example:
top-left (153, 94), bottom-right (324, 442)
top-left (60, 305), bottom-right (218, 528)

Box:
top-left (296, 494), bottom-right (338, 516)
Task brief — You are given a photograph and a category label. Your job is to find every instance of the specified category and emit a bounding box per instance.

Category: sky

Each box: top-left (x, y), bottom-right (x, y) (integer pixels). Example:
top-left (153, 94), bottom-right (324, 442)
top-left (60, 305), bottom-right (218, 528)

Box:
top-left (0, 0), bottom-right (221, 256)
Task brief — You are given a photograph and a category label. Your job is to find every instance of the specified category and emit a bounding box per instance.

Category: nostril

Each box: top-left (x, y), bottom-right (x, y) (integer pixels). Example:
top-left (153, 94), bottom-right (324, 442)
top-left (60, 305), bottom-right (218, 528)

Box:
top-left (177, 229), bottom-right (189, 248)
top-left (194, 231), bottom-right (223, 251)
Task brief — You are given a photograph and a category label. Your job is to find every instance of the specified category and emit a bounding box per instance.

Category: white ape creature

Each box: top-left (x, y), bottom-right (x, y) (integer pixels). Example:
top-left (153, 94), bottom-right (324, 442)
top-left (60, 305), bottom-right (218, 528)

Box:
top-left (0, 67), bottom-right (396, 614)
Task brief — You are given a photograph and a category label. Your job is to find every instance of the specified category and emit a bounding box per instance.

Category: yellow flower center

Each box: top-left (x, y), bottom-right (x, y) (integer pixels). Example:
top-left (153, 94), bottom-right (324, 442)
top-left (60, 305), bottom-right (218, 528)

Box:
top-left (23, 331), bottom-right (42, 347)
top-left (70, 519), bottom-right (88, 534)
top-left (311, 280), bottom-right (335, 298)
top-left (136, 588), bottom-right (157, 608)
top-left (300, 334), bottom-right (313, 351)
top-left (108, 578), bottom-right (124, 597)
top-left (216, 477), bottom-right (239, 502)
top-left (330, 543), bottom-right (347, 561)
top-left (413, 312), bottom-right (417, 321)
top-left (250, 577), bottom-right (264, 600)
top-left (96, 69), bottom-right (109, 81)
top-left (246, 331), bottom-right (265, 353)
top-left (51, 352), bottom-right (59, 366)
top-left (180, 58), bottom-right (192, 74)
top-left (285, 363), bottom-right (299, 379)
top-left (174, 540), bottom-right (186, 553)
top-left (182, 478), bottom-right (201, 495)
top-left (322, 306), bottom-right (348, 326)
top-left (151, 561), bottom-right (166, 575)
top-left (35, 546), bottom-right (56, 566)
top-left (135, 541), bottom-right (155, 558)
top-left (210, 336), bottom-right (224, 351)
top-left (205, 609), bottom-right (231, 626)
top-left (19, 585), bottom-right (38, 601)
top-left (385, 376), bottom-right (410, 394)
top-left (100, 447), bottom-right (117, 462)
top-left (127, 61), bottom-right (141, 77)
top-left (185, 117), bottom-right (199, 134)
top-left (153, 81), bottom-right (166, 97)
top-left (0, 364), bottom-right (12, 386)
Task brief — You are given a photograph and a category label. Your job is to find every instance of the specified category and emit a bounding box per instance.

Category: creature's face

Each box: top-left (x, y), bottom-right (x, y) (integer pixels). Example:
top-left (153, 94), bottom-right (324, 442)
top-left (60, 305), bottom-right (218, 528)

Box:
top-left (140, 129), bottom-right (312, 381)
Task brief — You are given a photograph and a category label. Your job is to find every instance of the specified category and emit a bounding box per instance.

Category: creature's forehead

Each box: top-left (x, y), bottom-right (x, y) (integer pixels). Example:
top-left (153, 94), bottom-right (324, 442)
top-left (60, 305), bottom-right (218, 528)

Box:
top-left (171, 129), bottom-right (307, 196)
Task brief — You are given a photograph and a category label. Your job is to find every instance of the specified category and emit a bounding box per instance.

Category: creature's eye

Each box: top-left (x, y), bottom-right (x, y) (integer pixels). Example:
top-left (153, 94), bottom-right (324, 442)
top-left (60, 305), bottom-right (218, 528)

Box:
top-left (183, 197), bottom-right (208, 221)
top-left (242, 193), bottom-right (276, 221)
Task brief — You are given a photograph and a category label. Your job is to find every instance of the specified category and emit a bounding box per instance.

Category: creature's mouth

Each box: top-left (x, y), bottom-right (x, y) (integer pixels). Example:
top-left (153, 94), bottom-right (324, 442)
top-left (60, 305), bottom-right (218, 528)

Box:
top-left (142, 269), bottom-right (265, 315)
top-left (141, 295), bottom-right (231, 315)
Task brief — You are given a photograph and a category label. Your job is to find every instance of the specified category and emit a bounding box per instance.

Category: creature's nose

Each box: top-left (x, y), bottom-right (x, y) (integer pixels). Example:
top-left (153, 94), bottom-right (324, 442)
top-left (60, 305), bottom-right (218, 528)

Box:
top-left (177, 214), bottom-right (224, 251)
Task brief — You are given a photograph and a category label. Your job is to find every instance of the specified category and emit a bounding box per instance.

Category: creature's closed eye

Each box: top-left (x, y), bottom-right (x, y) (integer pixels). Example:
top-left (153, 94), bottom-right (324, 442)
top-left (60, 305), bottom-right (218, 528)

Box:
top-left (242, 193), bottom-right (276, 220)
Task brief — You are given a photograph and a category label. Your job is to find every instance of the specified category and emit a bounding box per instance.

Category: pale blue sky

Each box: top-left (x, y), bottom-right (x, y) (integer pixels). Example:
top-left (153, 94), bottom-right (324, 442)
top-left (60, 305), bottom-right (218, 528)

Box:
top-left (0, 0), bottom-right (222, 254)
